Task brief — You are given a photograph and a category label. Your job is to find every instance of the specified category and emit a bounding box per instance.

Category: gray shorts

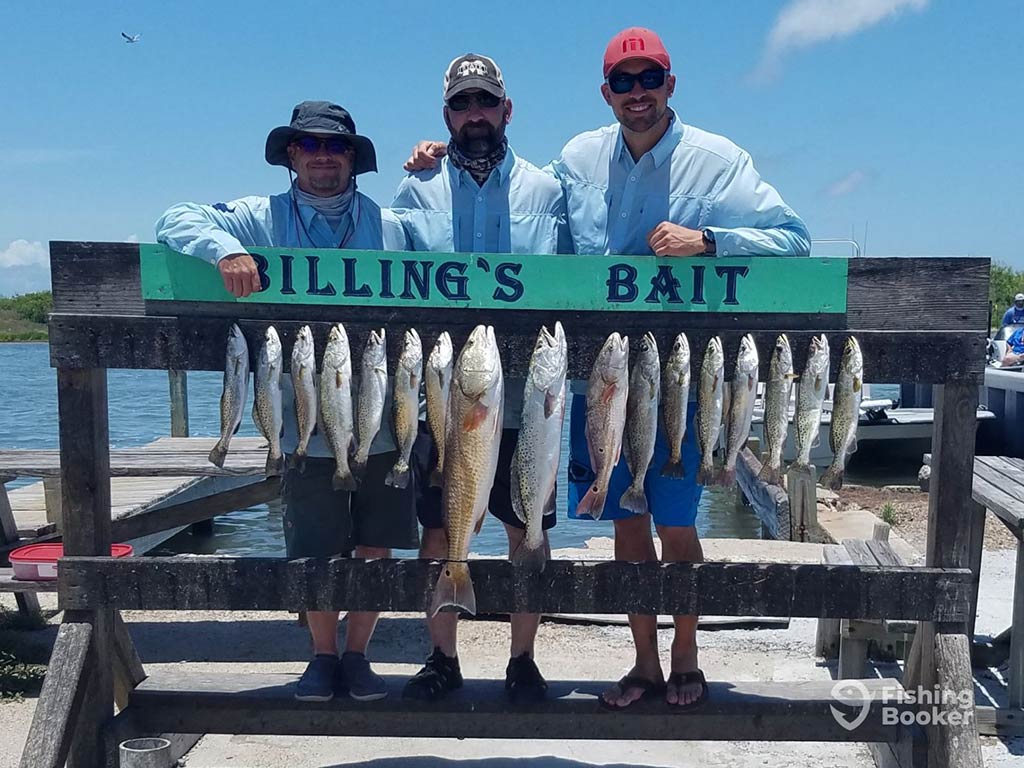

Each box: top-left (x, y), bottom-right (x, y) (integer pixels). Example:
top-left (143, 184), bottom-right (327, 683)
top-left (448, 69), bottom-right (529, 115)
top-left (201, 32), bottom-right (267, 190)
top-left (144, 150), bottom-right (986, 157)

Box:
top-left (282, 450), bottom-right (421, 557)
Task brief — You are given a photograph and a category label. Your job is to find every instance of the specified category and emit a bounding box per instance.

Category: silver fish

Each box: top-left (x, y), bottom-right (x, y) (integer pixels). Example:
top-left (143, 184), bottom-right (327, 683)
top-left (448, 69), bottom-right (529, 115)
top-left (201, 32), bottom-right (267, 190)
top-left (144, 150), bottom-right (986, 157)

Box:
top-left (353, 328), bottom-right (387, 479)
top-left (620, 332), bottom-right (660, 515)
top-left (252, 326), bottom-right (283, 476)
top-left (290, 325), bottom-right (317, 471)
top-left (791, 334), bottom-right (831, 472)
top-left (660, 332), bottom-right (691, 478)
top-left (820, 337), bottom-right (863, 490)
top-left (209, 323), bottom-right (249, 468)
top-left (758, 334), bottom-right (795, 487)
top-left (721, 334), bottom-right (759, 487)
top-left (576, 332), bottom-right (629, 520)
top-left (386, 329), bottom-right (423, 489)
top-left (426, 332), bottom-right (454, 488)
top-left (695, 336), bottom-right (725, 486)
top-left (320, 324), bottom-right (357, 491)
top-left (431, 325), bottom-right (504, 616)
top-left (510, 322), bottom-right (567, 572)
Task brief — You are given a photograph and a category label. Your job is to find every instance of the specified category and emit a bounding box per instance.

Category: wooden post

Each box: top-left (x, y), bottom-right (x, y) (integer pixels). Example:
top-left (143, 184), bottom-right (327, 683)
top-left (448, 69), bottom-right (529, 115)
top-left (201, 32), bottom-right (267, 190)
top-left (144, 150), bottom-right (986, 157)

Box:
top-left (1, 479), bottom-right (42, 620)
top-left (58, 368), bottom-right (115, 768)
top-left (168, 370), bottom-right (189, 438)
top-left (1010, 540), bottom-right (1024, 708)
top-left (966, 500), bottom-right (986, 642)
top-left (43, 477), bottom-right (63, 529)
top-left (788, 464), bottom-right (817, 542)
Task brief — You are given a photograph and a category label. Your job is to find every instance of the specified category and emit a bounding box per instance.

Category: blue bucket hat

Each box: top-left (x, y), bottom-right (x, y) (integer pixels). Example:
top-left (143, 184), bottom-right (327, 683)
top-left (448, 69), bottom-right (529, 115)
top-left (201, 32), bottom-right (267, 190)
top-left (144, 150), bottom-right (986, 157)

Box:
top-left (265, 100), bottom-right (377, 175)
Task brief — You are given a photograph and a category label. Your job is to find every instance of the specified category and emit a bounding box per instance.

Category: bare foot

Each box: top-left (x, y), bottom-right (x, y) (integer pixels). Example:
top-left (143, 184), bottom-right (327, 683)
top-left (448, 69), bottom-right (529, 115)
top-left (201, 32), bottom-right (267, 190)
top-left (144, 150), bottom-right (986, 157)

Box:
top-left (601, 665), bottom-right (665, 709)
top-left (666, 669), bottom-right (706, 706)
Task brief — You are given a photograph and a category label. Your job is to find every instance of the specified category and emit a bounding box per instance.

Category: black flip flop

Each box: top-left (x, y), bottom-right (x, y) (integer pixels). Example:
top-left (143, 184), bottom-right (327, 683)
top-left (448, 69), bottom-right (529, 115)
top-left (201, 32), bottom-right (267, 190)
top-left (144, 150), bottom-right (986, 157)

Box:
top-left (599, 674), bottom-right (667, 711)
top-left (666, 669), bottom-right (709, 711)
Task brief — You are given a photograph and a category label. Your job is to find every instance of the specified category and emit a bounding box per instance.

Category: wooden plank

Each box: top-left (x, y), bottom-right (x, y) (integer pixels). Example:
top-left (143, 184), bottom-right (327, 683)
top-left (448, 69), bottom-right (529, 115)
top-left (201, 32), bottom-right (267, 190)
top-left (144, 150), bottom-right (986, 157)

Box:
top-left (970, 473), bottom-right (1024, 538)
top-left (50, 241), bottom-right (145, 316)
top-left (47, 314), bottom-right (986, 383)
top-left (168, 370), bottom-right (189, 437)
top-left (931, 632), bottom-right (983, 768)
top-left (789, 464), bottom-right (817, 542)
top-left (815, 545), bottom-right (853, 657)
top-left (966, 500), bottom-right (986, 641)
top-left (124, 671), bottom-right (913, 743)
top-left (18, 618), bottom-right (93, 768)
top-left (112, 612), bottom-right (146, 711)
top-left (0, 568), bottom-right (58, 593)
top-left (735, 447), bottom-right (790, 540)
top-left (866, 540), bottom-right (906, 568)
top-left (1011, 541), bottom-right (1024, 708)
top-left (974, 705), bottom-right (1024, 737)
top-left (0, 482), bottom-right (18, 544)
top-left (867, 724), bottom-right (927, 768)
top-left (57, 557), bottom-right (972, 620)
top-left (842, 539), bottom-right (880, 566)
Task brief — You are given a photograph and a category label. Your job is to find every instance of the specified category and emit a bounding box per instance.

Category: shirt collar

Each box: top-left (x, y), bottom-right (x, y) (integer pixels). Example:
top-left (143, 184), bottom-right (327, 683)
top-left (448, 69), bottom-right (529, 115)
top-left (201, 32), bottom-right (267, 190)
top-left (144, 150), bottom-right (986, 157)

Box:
top-left (448, 146), bottom-right (516, 189)
top-left (614, 110), bottom-right (682, 170)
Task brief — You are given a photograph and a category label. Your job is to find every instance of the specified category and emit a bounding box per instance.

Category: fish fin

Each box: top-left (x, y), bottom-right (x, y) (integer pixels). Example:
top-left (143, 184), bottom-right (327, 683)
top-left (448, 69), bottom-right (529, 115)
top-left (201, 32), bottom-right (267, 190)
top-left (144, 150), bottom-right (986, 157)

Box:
top-left (747, 374), bottom-right (755, 392)
top-left (511, 542), bottom-right (548, 574)
top-left (696, 462), bottom-right (716, 487)
top-left (544, 390), bottom-right (557, 419)
top-left (384, 460), bottom-right (410, 489)
top-left (575, 483), bottom-right (607, 520)
top-left (232, 420), bottom-right (241, 436)
top-left (660, 456), bottom-right (684, 478)
top-left (849, 438), bottom-right (858, 455)
top-left (815, 375), bottom-right (822, 389)
top-left (336, 370), bottom-right (344, 388)
top-left (429, 466), bottom-right (443, 488)
top-left (757, 464), bottom-right (783, 487)
top-left (473, 512), bottom-right (486, 535)
top-left (429, 562), bottom-right (476, 617)
top-left (618, 484), bottom-right (649, 516)
top-left (509, 455), bottom-right (529, 526)
top-left (820, 463), bottom-right (844, 491)
top-left (811, 431), bottom-right (821, 449)
top-left (543, 485), bottom-right (557, 517)
top-left (265, 448), bottom-right (283, 477)
top-left (600, 382), bottom-right (618, 406)
top-left (332, 465), bottom-right (358, 492)
top-left (462, 401), bottom-right (490, 431)
top-left (410, 372), bottom-right (419, 389)
top-left (208, 441), bottom-right (228, 468)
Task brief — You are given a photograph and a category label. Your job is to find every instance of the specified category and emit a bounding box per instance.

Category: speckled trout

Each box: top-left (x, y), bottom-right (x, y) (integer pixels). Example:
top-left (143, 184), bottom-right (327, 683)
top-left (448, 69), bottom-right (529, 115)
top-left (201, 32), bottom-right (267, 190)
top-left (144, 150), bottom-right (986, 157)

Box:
top-left (721, 334), bottom-right (759, 487)
top-left (820, 337), bottom-right (863, 490)
top-left (252, 326), bottom-right (283, 476)
top-left (426, 332), bottom-right (454, 488)
top-left (758, 335), bottom-right (795, 487)
top-left (430, 325), bottom-right (504, 616)
top-left (209, 323), bottom-right (249, 468)
top-left (660, 332), bottom-right (691, 478)
top-left (620, 332), bottom-right (659, 515)
top-left (695, 336), bottom-right (725, 486)
top-left (289, 325), bottom-right (317, 472)
top-left (386, 329), bottom-right (422, 489)
top-left (790, 334), bottom-right (831, 473)
top-left (352, 329), bottom-right (387, 479)
top-left (510, 322), bottom-right (567, 572)
top-left (320, 324), bottom-right (357, 491)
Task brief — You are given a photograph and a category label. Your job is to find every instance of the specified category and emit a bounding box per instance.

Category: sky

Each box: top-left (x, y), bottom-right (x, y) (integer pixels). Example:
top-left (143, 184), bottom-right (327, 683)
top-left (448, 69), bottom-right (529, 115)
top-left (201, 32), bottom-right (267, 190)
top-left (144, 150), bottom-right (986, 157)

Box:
top-left (1, 0), bottom-right (1022, 295)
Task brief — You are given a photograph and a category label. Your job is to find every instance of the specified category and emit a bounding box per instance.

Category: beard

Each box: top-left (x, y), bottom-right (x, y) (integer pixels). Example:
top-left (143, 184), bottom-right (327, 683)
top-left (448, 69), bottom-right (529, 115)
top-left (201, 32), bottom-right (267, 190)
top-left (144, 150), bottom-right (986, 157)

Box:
top-left (452, 120), bottom-right (506, 159)
top-left (616, 98), bottom-right (666, 134)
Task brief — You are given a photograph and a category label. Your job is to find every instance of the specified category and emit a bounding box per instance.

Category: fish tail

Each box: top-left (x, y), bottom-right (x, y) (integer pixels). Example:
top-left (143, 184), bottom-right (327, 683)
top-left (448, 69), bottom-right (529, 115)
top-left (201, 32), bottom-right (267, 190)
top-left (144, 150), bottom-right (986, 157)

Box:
top-left (351, 451), bottom-right (368, 480)
top-left (718, 466), bottom-right (736, 487)
top-left (575, 483), bottom-right (607, 520)
top-left (429, 561), bottom-right (476, 617)
top-left (758, 463), bottom-right (783, 487)
top-left (820, 463), bottom-right (844, 491)
top-left (511, 541), bottom-right (548, 574)
top-left (289, 449), bottom-right (307, 474)
top-left (332, 465), bottom-right (358, 492)
top-left (660, 456), bottom-right (685, 478)
top-left (696, 461), bottom-right (716, 487)
top-left (208, 440), bottom-right (228, 468)
top-left (429, 466), bottom-right (443, 488)
top-left (385, 459), bottom-right (410, 489)
top-left (786, 460), bottom-right (809, 477)
top-left (265, 447), bottom-right (284, 477)
top-left (618, 483), bottom-right (649, 516)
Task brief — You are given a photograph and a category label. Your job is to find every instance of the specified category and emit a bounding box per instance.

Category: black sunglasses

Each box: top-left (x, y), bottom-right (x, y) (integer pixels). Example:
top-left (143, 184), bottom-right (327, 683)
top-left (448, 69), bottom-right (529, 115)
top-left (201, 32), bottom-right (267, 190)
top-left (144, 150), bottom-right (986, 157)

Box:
top-left (606, 68), bottom-right (668, 95)
top-left (447, 92), bottom-right (503, 112)
top-left (291, 136), bottom-right (352, 155)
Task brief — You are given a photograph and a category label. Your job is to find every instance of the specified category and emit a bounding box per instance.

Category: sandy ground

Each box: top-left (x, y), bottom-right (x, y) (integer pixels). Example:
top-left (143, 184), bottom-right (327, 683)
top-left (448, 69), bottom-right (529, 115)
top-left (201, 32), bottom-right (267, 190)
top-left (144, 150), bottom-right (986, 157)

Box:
top-left (2, 539), bottom-right (1023, 768)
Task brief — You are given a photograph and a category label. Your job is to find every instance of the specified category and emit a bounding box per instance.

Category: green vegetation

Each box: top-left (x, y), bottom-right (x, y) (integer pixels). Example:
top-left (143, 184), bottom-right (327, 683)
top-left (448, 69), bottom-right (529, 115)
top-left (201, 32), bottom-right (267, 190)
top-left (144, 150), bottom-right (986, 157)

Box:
top-left (0, 649), bottom-right (46, 700)
top-left (0, 291), bottom-right (51, 341)
top-left (879, 502), bottom-right (898, 526)
top-left (991, 262), bottom-right (1024, 329)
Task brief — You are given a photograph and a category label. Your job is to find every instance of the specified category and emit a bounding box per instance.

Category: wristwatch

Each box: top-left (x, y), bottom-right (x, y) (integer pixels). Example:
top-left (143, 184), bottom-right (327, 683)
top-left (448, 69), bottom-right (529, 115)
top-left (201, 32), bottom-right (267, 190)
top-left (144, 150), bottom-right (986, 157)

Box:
top-left (701, 228), bottom-right (717, 255)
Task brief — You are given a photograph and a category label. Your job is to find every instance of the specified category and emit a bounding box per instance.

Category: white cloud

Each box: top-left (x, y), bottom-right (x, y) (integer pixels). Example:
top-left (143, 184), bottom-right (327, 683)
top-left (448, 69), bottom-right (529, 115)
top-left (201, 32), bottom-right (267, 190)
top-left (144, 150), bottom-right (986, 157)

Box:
top-left (826, 169), bottom-right (870, 197)
top-left (0, 241), bottom-right (50, 297)
top-left (0, 239), bottom-right (47, 268)
top-left (125, 233), bottom-right (140, 243)
top-left (752, 0), bottom-right (929, 82)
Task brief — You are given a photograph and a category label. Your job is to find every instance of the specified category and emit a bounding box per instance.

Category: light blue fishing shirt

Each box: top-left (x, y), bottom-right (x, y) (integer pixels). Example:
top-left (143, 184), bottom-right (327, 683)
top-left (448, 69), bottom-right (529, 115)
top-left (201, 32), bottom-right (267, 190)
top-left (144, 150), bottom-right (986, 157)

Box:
top-left (155, 188), bottom-right (394, 458)
top-left (389, 147), bottom-right (571, 426)
top-left (549, 112), bottom-right (810, 258)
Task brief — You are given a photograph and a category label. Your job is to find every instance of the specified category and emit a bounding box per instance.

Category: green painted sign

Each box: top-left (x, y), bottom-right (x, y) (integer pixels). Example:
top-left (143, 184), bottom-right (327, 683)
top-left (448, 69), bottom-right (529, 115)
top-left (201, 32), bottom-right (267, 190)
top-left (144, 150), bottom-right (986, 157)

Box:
top-left (140, 244), bottom-right (847, 313)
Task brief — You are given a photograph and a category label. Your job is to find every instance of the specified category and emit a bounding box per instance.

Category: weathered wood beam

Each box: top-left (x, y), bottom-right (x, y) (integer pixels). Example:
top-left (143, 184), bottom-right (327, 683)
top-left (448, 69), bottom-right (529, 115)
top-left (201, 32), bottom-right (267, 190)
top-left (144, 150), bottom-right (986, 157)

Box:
top-left (47, 314), bottom-right (986, 383)
top-left (932, 632), bottom-right (983, 767)
top-left (867, 724), bottom-right (927, 768)
top-left (167, 370), bottom-right (189, 437)
top-left (57, 557), bottom-right (972, 620)
top-left (735, 447), bottom-right (790, 540)
top-left (112, 612), bottom-right (146, 711)
top-left (18, 617), bottom-right (93, 768)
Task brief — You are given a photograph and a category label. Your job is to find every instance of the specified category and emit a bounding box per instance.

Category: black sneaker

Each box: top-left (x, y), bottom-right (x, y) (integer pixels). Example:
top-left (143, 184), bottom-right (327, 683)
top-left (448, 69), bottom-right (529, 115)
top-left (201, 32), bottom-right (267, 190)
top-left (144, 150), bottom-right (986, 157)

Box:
top-left (295, 654), bottom-right (338, 702)
top-left (402, 647), bottom-right (463, 701)
top-left (505, 653), bottom-right (547, 703)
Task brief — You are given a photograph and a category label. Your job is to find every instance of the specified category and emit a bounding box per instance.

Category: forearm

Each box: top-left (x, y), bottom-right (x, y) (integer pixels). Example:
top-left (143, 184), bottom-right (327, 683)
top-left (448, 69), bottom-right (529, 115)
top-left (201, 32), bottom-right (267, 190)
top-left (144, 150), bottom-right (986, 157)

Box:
top-left (704, 222), bottom-right (811, 257)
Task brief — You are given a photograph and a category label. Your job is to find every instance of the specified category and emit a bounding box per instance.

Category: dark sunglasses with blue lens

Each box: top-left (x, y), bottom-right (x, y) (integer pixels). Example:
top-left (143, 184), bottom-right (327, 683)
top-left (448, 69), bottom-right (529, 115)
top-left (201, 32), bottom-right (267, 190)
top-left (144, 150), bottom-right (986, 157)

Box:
top-left (291, 136), bottom-right (352, 155)
top-left (606, 68), bottom-right (668, 95)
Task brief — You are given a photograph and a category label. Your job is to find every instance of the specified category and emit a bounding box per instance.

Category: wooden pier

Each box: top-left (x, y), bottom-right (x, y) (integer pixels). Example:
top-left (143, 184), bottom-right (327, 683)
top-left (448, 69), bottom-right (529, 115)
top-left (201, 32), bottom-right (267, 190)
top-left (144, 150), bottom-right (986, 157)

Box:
top-left (20, 242), bottom-right (990, 768)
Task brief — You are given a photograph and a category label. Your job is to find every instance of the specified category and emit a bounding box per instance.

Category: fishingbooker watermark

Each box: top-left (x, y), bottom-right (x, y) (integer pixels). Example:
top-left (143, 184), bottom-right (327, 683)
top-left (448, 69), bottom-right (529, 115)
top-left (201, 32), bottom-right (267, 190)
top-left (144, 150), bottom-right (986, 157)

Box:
top-left (829, 680), bottom-right (974, 731)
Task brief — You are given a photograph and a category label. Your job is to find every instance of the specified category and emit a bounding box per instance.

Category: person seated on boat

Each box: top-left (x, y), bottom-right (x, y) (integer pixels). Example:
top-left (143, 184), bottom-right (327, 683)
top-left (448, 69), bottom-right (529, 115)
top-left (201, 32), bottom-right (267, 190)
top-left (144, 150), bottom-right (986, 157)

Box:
top-left (155, 101), bottom-right (429, 704)
top-left (1002, 326), bottom-right (1024, 366)
top-left (1002, 294), bottom-right (1024, 328)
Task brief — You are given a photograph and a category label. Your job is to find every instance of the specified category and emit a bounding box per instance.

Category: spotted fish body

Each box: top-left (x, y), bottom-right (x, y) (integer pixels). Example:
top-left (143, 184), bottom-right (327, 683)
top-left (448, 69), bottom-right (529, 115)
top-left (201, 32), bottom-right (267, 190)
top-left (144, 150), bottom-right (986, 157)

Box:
top-left (209, 323), bottom-right (249, 468)
top-left (695, 336), bottom-right (725, 487)
top-left (721, 334), bottom-right (760, 487)
top-left (289, 325), bottom-right (317, 471)
top-left (820, 337), bottom-right (863, 490)
top-left (353, 329), bottom-right (387, 479)
top-left (319, 324), bottom-right (357, 491)
top-left (790, 334), bottom-right (831, 472)
top-left (758, 335), bottom-right (795, 487)
top-left (426, 332), bottom-right (454, 488)
top-left (510, 323), bottom-right (567, 572)
top-left (660, 333), bottom-right (691, 478)
top-left (252, 326), bottom-right (283, 476)
top-left (431, 325), bottom-right (504, 616)
top-left (386, 329), bottom-right (423, 489)
top-left (576, 333), bottom-right (630, 520)
top-left (620, 332), bottom-right (660, 515)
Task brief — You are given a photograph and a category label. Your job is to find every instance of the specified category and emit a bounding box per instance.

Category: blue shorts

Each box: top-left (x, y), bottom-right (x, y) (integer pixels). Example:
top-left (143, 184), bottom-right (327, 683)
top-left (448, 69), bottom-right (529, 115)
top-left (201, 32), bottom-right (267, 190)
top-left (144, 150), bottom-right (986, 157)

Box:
top-left (566, 394), bottom-right (702, 527)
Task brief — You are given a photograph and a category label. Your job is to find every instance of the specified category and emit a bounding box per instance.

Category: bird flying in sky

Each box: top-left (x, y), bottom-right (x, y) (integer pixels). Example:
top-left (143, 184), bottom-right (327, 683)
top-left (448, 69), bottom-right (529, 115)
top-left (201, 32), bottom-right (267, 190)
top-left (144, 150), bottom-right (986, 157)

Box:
top-left (121, 32), bottom-right (141, 43)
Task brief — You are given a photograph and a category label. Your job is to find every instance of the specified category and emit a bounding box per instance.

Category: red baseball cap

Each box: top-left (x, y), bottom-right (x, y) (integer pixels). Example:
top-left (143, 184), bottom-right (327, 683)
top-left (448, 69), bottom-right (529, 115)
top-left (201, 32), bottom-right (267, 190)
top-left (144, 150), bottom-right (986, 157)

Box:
top-left (603, 27), bottom-right (671, 78)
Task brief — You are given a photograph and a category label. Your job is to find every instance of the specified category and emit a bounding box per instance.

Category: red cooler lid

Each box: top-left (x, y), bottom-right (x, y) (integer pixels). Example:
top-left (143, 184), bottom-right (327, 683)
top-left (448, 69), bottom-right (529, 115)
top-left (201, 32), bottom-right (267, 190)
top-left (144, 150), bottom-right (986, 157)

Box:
top-left (10, 543), bottom-right (134, 562)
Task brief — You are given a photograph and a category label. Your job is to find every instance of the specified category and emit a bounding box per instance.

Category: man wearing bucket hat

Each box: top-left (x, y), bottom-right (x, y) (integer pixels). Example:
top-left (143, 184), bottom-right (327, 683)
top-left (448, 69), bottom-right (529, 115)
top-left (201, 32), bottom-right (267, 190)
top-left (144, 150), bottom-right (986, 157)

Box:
top-left (389, 53), bottom-right (570, 704)
top-left (156, 101), bottom-right (425, 703)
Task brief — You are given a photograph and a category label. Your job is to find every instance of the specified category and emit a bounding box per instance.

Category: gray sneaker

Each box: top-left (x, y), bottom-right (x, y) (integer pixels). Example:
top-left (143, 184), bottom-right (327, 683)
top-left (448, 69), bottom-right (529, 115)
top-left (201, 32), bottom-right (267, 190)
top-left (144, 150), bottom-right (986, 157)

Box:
top-left (341, 651), bottom-right (388, 701)
top-left (295, 654), bottom-right (338, 702)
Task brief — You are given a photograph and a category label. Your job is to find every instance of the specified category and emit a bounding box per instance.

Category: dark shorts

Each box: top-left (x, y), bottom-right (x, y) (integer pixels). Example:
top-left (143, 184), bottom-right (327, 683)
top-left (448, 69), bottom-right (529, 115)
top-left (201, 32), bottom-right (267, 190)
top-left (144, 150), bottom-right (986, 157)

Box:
top-left (282, 448), bottom-right (422, 557)
top-left (418, 428), bottom-right (558, 533)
